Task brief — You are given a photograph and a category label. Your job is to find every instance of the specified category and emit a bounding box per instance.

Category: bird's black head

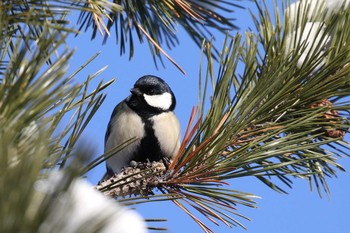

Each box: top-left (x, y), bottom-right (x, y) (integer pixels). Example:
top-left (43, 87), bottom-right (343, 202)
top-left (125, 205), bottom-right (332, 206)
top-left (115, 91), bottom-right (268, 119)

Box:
top-left (126, 75), bottom-right (176, 116)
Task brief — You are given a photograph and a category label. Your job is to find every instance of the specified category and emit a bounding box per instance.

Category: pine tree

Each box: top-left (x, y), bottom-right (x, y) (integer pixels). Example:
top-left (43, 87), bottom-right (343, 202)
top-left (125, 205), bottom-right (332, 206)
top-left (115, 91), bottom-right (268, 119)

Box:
top-left (1, 0), bottom-right (350, 232)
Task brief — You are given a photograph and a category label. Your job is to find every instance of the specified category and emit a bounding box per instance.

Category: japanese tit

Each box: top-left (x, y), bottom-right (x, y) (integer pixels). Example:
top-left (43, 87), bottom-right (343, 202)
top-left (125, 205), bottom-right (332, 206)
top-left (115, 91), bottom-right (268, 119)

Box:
top-left (102, 75), bottom-right (181, 180)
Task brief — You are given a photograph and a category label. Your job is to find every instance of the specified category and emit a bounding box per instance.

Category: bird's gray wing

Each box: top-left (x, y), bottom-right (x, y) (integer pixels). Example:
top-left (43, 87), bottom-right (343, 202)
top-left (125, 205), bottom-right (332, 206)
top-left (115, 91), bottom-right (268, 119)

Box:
top-left (101, 101), bottom-right (125, 182)
top-left (104, 102), bottom-right (124, 147)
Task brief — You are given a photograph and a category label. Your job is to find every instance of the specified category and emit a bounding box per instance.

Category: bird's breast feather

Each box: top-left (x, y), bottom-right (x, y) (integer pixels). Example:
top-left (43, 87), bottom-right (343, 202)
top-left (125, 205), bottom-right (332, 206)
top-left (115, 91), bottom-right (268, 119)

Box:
top-left (151, 112), bottom-right (180, 158)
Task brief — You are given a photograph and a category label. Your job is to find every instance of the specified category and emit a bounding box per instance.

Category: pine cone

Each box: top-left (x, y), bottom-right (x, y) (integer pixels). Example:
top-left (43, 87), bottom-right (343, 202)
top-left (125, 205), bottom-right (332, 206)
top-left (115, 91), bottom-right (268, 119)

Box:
top-left (96, 161), bottom-right (168, 198)
top-left (309, 99), bottom-right (346, 139)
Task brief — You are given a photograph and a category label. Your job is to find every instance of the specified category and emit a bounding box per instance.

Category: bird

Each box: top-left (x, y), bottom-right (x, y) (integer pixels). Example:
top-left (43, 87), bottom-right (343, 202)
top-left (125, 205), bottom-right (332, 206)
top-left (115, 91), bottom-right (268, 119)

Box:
top-left (102, 75), bottom-right (181, 181)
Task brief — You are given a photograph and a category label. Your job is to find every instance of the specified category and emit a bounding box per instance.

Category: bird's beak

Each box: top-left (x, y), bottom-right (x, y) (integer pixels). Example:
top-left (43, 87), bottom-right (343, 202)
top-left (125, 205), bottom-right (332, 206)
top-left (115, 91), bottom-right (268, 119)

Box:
top-left (130, 87), bottom-right (142, 96)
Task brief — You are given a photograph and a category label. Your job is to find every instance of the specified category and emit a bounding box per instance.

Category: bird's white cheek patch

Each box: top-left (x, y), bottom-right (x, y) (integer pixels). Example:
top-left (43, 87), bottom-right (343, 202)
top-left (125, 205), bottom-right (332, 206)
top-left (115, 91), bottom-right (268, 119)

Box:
top-left (144, 92), bottom-right (172, 110)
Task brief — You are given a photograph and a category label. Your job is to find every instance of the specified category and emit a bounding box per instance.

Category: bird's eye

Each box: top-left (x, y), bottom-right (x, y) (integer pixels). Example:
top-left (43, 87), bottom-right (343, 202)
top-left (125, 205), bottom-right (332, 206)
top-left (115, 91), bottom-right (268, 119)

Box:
top-left (147, 89), bottom-right (155, 95)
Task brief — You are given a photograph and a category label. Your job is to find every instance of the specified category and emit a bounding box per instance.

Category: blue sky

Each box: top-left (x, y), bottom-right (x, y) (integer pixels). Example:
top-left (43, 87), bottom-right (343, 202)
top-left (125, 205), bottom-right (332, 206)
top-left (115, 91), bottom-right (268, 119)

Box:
top-left (64, 1), bottom-right (350, 232)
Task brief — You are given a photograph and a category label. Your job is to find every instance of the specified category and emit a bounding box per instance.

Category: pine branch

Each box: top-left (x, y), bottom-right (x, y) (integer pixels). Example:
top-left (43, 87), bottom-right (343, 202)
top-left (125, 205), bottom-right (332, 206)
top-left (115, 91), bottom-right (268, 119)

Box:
top-left (0, 26), bottom-right (76, 233)
top-left (77, 0), bottom-right (242, 71)
top-left (2, 1), bottom-right (242, 73)
top-left (0, 9), bottom-right (118, 232)
top-left (3, 0), bottom-right (350, 232)
top-left (96, 1), bottom-right (350, 231)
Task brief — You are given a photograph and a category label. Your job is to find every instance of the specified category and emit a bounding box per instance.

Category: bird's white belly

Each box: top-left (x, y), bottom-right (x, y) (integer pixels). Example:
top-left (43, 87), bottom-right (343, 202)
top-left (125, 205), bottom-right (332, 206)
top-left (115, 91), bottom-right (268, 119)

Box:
top-left (151, 112), bottom-right (181, 158)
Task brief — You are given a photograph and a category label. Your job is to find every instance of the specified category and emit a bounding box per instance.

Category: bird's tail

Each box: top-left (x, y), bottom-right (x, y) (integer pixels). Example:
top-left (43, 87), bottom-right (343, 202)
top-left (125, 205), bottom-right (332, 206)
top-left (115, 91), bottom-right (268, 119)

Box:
top-left (98, 166), bottom-right (114, 183)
